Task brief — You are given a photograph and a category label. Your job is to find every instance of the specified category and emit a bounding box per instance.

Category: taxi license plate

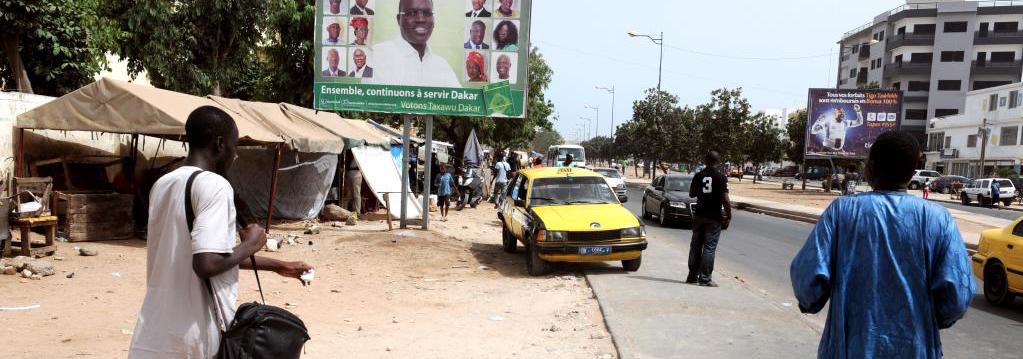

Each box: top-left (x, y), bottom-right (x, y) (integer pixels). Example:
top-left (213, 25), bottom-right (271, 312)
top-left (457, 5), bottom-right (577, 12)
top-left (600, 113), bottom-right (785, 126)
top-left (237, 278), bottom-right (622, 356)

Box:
top-left (579, 246), bottom-right (611, 256)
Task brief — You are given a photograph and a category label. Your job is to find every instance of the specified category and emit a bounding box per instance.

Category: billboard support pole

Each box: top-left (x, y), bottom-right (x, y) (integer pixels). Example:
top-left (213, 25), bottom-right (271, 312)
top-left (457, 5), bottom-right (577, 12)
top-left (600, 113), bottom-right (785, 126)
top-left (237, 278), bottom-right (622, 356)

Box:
top-left (801, 159), bottom-right (807, 191)
top-left (421, 116), bottom-right (434, 230)
top-left (400, 115), bottom-right (412, 229)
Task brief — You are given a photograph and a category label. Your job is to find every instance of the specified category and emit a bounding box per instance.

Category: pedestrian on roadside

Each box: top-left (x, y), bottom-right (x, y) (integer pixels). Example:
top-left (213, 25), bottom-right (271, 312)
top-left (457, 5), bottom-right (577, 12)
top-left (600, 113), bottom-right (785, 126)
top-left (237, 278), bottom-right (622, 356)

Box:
top-left (532, 156), bottom-right (545, 168)
top-left (436, 163), bottom-right (453, 221)
top-left (686, 151), bottom-right (732, 287)
top-left (790, 131), bottom-right (974, 358)
top-left (922, 178), bottom-right (931, 199)
top-left (991, 179), bottom-right (1002, 207)
top-left (129, 106), bottom-right (313, 358)
top-left (493, 155), bottom-right (510, 208)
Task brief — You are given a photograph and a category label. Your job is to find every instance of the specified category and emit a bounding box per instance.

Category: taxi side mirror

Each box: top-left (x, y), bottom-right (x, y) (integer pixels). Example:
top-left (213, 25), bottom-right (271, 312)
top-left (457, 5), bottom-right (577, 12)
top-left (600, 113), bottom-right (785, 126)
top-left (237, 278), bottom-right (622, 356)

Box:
top-left (618, 195), bottom-right (628, 203)
top-left (514, 199), bottom-right (526, 207)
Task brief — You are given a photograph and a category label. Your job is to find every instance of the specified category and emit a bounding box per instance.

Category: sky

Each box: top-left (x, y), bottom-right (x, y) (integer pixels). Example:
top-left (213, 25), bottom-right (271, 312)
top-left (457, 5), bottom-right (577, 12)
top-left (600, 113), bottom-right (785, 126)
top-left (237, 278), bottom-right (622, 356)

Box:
top-left (530, 0), bottom-right (898, 142)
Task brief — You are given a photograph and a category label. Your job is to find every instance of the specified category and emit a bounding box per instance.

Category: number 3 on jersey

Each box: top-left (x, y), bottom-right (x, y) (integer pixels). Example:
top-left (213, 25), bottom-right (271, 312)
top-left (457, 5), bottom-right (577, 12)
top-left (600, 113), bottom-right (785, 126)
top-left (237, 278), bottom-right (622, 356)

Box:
top-left (702, 177), bottom-right (713, 194)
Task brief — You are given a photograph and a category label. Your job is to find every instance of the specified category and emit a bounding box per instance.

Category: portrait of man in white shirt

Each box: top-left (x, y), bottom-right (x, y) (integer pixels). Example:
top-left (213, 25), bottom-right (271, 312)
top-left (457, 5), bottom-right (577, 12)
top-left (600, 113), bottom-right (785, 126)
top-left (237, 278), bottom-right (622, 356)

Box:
top-left (322, 48), bottom-right (348, 77)
top-left (367, 0), bottom-right (460, 88)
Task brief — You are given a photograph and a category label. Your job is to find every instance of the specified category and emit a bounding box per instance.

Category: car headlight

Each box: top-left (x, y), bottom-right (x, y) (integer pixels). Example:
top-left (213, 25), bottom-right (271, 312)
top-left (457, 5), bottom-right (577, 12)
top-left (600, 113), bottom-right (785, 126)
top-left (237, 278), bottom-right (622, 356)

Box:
top-left (621, 226), bottom-right (644, 238)
top-left (669, 201), bottom-right (687, 208)
top-left (545, 231), bottom-right (568, 242)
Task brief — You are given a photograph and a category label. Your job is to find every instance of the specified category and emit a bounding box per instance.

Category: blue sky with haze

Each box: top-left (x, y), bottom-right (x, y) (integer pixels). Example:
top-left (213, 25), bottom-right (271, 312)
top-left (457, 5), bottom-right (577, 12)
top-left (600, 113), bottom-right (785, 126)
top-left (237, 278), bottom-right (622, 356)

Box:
top-left (530, 0), bottom-right (898, 141)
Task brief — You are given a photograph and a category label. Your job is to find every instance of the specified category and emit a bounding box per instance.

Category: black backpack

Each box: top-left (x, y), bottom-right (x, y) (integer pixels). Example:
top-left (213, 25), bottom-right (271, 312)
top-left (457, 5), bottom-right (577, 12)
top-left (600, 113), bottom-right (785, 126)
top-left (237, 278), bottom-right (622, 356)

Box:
top-left (185, 170), bottom-right (310, 358)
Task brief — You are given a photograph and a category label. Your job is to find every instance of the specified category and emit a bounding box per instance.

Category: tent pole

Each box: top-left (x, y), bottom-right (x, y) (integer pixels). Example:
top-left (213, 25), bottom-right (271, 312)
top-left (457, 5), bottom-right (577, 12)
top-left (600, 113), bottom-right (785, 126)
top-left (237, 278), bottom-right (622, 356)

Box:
top-left (130, 134), bottom-right (139, 193)
top-left (421, 116), bottom-right (433, 230)
top-left (400, 115), bottom-right (412, 229)
top-left (16, 128), bottom-right (25, 177)
top-left (265, 143), bottom-right (284, 232)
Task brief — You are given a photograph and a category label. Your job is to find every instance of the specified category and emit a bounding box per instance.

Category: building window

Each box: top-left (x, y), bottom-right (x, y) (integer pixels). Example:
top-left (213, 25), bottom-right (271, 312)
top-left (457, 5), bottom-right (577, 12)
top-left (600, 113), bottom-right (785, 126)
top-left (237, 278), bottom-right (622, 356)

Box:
top-left (976, 81), bottom-right (1012, 90)
top-left (891, 82), bottom-right (901, 90)
top-left (1011, 91), bottom-right (1020, 108)
top-left (940, 51), bottom-right (965, 62)
top-left (906, 109), bottom-right (928, 121)
top-left (937, 80), bottom-right (961, 91)
top-left (911, 53), bottom-right (933, 63)
top-left (994, 22), bottom-right (1019, 33)
top-left (1001, 126), bottom-right (1019, 146)
top-left (991, 51), bottom-right (1016, 62)
top-left (908, 81), bottom-right (930, 92)
top-left (852, 45), bottom-right (859, 54)
top-left (968, 135), bottom-right (978, 148)
top-left (897, 26), bottom-right (906, 35)
top-left (991, 94), bottom-right (999, 111)
top-left (878, 30), bottom-right (885, 41)
top-left (850, 68), bottom-right (857, 78)
top-left (914, 24), bottom-right (937, 34)
top-left (928, 132), bottom-right (945, 151)
top-left (935, 109), bottom-right (959, 117)
top-left (945, 136), bottom-right (952, 149)
top-left (895, 54), bottom-right (904, 63)
top-left (1001, 96), bottom-right (1008, 107)
top-left (944, 21), bottom-right (968, 33)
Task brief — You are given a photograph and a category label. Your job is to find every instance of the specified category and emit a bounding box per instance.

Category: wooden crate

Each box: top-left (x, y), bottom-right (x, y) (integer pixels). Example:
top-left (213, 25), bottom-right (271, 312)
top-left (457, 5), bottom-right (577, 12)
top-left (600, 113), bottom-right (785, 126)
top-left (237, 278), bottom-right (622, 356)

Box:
top-left (55, 192), bottom-right (134, 242)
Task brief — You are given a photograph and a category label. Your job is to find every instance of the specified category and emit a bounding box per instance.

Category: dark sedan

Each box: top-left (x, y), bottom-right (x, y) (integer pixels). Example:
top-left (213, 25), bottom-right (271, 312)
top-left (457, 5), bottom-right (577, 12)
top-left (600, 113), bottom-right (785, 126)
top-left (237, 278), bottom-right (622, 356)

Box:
top-left (641, 174), bottom-right (695, 227)
top-left (929, 175), bottom-right (971, 194)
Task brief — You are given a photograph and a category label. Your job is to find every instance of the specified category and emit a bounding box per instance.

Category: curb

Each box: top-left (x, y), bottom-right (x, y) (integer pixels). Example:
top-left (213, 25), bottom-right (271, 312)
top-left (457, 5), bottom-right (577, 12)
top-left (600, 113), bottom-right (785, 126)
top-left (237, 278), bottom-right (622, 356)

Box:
top-left (926, 196), bottom-right (1023, 213)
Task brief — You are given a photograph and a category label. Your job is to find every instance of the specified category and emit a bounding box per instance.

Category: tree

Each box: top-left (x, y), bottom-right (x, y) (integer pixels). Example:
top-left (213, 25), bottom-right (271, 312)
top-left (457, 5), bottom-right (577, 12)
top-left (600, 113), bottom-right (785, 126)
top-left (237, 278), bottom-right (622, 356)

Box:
top-left (102, 0), bottom-right (270, 96)
top-left (531, 129), bottom-right (563, 153)
top-left (627, 89), bottom-right (684, 177)
top-left (743, 112), bottom-right (785, 183)
top-left (253, 0), bottom-right (318, 106)
top-left (695, 88), bottom-right (752, 165)
top-left (1, 0), bottom-right (113, 95)
top-left (785, 109), bottom-right (808, 164)
top-left (581, 136), bottom-right (614, 166)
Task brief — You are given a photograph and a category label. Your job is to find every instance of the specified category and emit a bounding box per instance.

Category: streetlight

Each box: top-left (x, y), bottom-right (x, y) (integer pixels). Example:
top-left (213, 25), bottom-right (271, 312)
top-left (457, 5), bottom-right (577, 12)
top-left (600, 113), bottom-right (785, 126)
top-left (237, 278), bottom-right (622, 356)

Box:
top-left (584, 105), bottom-right (599, 138)
top-left (596, 85), bottom-right (615, 140)
top-left (580, 116), bottom-right (593, 141)
top-left (628, 30), bottom-right (664, 90)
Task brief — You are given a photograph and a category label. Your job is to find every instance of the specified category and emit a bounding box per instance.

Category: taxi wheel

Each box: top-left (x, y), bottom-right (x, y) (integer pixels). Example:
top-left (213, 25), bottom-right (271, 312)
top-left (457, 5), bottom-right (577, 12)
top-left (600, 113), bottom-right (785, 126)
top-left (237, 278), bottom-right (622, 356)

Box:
top-left (502, 226), bottom-right (517, 253)
top-left (641, 199), bottom-right (652, 220)
top-left (659, 206), bottom-right (672, 227)
top-left (984, 262), bottom-right (1017, 306)
top-left (622, 255), bottom-right (642, 272)
top-left (526, 242), bottom-right (550, 276)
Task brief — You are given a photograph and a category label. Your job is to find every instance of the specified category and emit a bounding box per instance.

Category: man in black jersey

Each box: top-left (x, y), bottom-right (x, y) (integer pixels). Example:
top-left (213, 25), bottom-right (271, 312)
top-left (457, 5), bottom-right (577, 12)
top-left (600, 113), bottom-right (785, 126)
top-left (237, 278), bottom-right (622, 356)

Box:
top-left (687, 151), bottom-right (732, 287)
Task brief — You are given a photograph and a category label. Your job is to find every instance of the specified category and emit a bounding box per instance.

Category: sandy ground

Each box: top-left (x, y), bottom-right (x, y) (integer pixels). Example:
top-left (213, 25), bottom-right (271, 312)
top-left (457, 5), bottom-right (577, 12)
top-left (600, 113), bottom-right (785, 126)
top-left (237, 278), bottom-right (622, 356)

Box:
top-left (0, 206), bottom-right (616, 359)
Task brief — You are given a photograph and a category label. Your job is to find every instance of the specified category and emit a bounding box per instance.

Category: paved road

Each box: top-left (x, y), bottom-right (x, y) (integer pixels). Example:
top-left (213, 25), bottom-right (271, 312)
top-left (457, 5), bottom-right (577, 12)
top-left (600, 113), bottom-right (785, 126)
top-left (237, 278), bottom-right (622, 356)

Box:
top-left (584, 188), bottom-right (1023, 358)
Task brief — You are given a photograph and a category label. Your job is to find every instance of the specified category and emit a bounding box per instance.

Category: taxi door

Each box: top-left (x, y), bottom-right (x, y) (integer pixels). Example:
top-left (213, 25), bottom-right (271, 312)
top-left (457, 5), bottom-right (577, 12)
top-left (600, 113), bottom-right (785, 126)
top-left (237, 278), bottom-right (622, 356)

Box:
top-left (1006, 221), bottom-right (1023, 291)
top-left (505, 175), bottom-right (533, 241)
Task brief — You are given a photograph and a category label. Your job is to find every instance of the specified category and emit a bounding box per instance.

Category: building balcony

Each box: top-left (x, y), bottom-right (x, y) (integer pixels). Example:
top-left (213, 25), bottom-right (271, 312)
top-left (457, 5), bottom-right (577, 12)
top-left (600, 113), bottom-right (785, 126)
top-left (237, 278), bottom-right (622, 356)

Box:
top-left (972, 60), bottom-right (1023, 76)
top-left (885, 32), bottom-right (935, 50)
top-left (975, 30), bottom-right (1023, 45)
top-left (884, 61), bottom-right (933, 78)
top-left (838, 78), bottom-right (849, 86)
top-left (858, 45), bottom-right (871, 61)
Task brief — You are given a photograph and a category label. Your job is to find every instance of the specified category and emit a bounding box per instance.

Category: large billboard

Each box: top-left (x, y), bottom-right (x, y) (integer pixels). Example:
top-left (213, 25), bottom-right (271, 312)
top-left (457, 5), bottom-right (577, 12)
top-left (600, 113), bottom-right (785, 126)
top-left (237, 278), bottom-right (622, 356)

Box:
top-left (804, 89), bottom-right (903, 159)
top-left (313, 0), bottom-right (532, 118)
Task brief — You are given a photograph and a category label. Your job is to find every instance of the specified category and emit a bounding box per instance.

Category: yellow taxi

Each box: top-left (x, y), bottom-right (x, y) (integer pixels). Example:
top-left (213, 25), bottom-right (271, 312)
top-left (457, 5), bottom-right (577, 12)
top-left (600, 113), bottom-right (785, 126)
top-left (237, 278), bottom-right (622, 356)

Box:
top-left (498, 167), bottom-right (647, 276)
top-left (972, 217), bottom-right (1023, 306)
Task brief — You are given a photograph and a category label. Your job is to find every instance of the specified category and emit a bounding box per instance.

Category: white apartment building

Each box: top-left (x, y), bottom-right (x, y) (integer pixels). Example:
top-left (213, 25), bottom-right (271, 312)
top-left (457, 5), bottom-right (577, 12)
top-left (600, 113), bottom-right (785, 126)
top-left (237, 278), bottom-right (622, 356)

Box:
top-left (925, 82), bottom-right (1023, 177)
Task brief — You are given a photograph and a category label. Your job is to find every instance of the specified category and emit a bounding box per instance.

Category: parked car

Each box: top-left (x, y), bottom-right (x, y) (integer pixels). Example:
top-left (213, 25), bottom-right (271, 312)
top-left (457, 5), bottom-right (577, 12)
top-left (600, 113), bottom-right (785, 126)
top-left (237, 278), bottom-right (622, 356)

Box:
top-left (641, 175), bottom-right (696, 227)
top-left (909, 170), bottom-right (942, 190)
top-left (772, 165), bottom-right (799, 177)
top-left (960, 178), bottom-right (1016, 207)
top-left (972, 218), bottom-right (1023, 305)
top-left (794, 167), bottom-right (828, 181)
top-left (928, 175), bottom-right (971, 194)
top-left (593, 167), bottom-right (627, 197)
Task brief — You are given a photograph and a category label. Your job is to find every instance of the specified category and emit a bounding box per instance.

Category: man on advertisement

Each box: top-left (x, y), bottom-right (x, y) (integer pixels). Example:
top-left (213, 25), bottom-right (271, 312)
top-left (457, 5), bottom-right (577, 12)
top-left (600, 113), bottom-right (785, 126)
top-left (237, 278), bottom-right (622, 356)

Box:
top-left (495, 54), bottom-right (511, 81)
top-left (368, 0), bottom-right (460, 87)
top-left (464, 20), bottom-right (490, 50)
top-left (326, 22), bottom-right (343, 45)
top-left (350, 49), bottom-right (374, 78)
top-left (351, 0), bottom-right (375, 15)
top-left (810, 104), bottom-right (864, 152)
top-left (466, 0), bottom-right (491, 17)
top-left (322, 49), bottom-right (345, 77)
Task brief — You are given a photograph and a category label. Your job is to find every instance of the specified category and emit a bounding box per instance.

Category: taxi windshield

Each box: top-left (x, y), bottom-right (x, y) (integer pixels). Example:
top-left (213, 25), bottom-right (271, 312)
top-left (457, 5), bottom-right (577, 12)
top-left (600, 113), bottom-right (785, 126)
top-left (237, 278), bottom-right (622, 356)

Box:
top-left (529, 176), bottom-right (617, 206)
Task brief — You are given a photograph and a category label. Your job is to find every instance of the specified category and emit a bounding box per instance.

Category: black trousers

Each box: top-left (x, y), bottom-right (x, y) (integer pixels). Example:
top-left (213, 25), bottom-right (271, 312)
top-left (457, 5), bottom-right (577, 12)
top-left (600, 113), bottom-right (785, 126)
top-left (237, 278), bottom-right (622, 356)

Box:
top-left (688, 217), bottom-right (722, 283)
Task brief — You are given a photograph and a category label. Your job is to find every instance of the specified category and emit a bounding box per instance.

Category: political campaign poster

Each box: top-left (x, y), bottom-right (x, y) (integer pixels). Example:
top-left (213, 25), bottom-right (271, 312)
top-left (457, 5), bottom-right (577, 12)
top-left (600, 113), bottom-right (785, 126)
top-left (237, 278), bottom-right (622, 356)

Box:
top-left (314, 0), bottom-right (532, 118)
top-left (804, 89), bottom-right (903, 159)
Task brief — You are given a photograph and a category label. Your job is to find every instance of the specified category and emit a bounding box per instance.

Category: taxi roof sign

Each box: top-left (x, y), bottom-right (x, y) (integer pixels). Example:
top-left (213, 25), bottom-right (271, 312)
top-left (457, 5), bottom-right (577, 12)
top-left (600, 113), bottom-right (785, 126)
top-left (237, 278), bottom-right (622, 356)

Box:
top-left (557, 167), bottom-right (574, 174)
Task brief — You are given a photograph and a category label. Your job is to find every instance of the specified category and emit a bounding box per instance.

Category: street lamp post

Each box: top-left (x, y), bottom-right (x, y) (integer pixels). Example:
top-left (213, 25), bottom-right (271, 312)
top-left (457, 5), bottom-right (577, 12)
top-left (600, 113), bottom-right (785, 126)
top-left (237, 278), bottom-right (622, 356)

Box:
top-left (628, 31), bottom-right (664, 90)
top-left (580, 116), bottom-right (593, 141)
top-left (596, 85), bottom-right (615, 140)
top-left (584, 105), bottom-right (599, 138)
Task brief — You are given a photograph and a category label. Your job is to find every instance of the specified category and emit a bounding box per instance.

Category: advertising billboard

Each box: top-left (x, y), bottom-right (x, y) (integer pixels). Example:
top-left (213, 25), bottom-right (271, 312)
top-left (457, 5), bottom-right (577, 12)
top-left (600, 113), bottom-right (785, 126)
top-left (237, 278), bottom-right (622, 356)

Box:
top-left (804, 89), bottom-right (903, 159)
top-left (313, 0), bottom-right (532, 118)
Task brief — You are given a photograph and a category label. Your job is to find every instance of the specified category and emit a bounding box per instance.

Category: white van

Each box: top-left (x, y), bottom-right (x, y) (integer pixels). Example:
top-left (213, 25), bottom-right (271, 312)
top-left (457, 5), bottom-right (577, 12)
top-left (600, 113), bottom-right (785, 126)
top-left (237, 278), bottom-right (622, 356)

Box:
top-left (546, 145), bottom-right (587, 168)
top-left (961, 178), bottom-right (1016, 207)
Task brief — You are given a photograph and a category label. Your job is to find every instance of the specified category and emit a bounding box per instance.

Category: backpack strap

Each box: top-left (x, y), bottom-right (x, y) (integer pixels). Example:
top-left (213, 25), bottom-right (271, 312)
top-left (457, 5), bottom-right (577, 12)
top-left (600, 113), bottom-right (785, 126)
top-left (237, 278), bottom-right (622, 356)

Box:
top-left (185, 170), bottom-right (228, 332)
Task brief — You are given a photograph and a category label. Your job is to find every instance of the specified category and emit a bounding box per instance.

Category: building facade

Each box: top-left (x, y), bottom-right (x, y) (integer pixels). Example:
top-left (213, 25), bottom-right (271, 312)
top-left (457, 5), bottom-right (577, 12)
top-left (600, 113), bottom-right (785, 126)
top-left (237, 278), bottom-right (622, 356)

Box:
top-left (925, 82), bottom-right (1023, 177)
top-left (838, 0), bottom-right (1023, 145)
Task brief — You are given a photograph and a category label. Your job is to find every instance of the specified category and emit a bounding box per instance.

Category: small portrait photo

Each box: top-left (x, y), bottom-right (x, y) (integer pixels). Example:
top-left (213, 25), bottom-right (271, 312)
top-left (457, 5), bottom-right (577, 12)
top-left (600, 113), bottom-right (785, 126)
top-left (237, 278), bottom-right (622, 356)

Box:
top-left (465, 0), bottom-right (492, 18)
top-left (493, 0), bottom-right (519, 18)
top-left (493, 19), bottom-right (520, 52)
top-left (465, 50), bottom-right (490, 83)
top-left (349, 0), bottom-right (375, 16)
top-left (490, 53), bottom-right (517, 84)
top-left (349, 17), bottom-right (372, 46)
top-left (323, 17), bottom-right (347, 46)
top-left (324, 0), bottom-right (349, 16)
top-left (321, 47), bottom-right (348, 78)
top-left (463, 19), bottom-right (492, 50)
top-left (349, 47), bottom-right (374, 79)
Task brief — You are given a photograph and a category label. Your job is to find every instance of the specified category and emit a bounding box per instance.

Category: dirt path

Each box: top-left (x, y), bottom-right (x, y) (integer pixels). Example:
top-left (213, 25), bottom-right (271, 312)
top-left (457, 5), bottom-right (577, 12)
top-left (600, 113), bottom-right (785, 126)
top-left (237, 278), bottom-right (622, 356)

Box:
top-left (0, 206), bottom-right (615, 358)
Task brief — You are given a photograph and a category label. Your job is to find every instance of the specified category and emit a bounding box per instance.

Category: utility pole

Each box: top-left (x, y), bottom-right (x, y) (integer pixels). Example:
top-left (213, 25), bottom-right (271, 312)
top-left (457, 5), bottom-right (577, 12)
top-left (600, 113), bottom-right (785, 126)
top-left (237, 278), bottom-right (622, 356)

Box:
top-left (979, 117), bottom-right (989, 178)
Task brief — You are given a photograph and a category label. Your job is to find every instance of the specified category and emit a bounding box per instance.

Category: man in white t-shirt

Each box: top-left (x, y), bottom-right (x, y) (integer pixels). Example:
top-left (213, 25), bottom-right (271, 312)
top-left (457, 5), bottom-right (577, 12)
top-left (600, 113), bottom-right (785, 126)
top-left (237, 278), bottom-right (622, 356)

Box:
top-left (367, 0), bottom-right (460, 87)
top-left (811, 104), bottom-right (864, 152)
top-left (129, 106), bottom-right (312, 358)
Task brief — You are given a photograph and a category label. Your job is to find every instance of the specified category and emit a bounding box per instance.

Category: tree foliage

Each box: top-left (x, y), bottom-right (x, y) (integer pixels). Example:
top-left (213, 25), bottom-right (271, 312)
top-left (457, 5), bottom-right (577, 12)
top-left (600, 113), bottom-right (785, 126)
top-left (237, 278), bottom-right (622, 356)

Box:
top-left (785, 109), bottom-right (808, 164)
top-left (580, 136), bottom-right (614, 165)
top-left (1, 0), bottom-right (113, 95)
top-left (742, 112), bottom-right (785, 170)
top-left (531, 128), bottom-right (564, 153)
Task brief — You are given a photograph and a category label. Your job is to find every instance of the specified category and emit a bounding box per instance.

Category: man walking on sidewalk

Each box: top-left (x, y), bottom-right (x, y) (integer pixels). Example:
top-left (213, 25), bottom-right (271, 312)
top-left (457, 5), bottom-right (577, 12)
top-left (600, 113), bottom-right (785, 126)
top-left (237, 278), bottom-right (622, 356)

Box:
top-left (790, 131), bottom-right (974, 358)
top-left (687, 151), bottom-right (731, 287)
top-left (493, 155), bottom-right (510, 208)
